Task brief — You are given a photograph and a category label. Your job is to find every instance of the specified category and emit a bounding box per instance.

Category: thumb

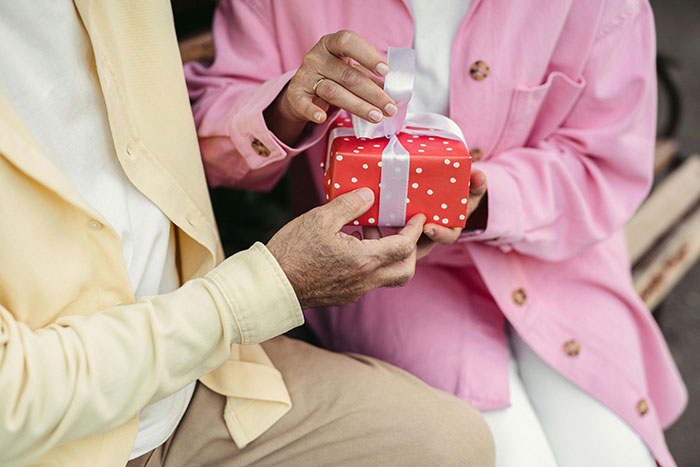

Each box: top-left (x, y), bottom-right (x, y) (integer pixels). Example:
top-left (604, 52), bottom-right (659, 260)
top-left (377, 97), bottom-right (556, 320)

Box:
top-left (323, 188), bottom-right (375, 229)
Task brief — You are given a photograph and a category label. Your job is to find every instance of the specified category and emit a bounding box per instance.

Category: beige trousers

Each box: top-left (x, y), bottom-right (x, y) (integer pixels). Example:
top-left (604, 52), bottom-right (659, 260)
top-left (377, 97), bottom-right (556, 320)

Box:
top-left (127, 337), bottom-right (494, 467)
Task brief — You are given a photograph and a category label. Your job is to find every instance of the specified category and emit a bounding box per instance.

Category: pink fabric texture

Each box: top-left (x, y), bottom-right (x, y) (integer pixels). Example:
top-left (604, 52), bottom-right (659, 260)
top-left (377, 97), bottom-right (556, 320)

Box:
top-left (185, 1), bottom-right (686, 465)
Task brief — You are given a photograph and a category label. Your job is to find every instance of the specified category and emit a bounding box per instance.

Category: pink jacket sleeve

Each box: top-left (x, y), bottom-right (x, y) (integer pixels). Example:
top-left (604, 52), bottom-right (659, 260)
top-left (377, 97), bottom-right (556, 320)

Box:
top-left (185, 0), bottom-right (336, 191)
top-left (461, 5), bottom-right (656, 262)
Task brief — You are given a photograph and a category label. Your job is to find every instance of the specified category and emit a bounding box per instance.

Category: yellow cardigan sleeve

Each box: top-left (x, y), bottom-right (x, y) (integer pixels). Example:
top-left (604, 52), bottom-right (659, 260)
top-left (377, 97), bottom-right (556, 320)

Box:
top-left (0, 242), bottom-right (302, 466)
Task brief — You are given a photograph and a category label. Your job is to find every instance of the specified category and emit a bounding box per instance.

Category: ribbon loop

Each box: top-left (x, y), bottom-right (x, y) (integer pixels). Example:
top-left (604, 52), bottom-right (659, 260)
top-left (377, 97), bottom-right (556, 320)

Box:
top-left (352, 47), bottom-right (416, 139)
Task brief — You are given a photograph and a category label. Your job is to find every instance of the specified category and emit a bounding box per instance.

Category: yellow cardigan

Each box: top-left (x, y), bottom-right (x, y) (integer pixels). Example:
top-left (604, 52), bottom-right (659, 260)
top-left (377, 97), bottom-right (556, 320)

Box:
top-left (0, 1), bottom-right (301, 465)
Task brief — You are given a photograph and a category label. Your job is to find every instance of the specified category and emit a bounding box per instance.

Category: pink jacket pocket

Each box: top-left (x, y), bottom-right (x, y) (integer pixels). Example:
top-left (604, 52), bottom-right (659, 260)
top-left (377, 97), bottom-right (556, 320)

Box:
top-left (494, 71), bottom-right (586, 153)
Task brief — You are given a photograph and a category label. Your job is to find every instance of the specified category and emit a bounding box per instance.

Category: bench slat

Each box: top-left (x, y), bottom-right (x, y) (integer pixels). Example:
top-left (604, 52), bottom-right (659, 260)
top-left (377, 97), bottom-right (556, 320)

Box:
top-left (632, 202), bottom-right (700, 310)
top-left (626, 155), bottom-right (700, 264)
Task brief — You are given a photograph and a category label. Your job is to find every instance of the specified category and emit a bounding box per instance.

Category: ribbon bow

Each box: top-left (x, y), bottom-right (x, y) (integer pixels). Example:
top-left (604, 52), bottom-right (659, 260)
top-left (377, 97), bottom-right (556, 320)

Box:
top-left (329, 47), bottom-right (469, 226)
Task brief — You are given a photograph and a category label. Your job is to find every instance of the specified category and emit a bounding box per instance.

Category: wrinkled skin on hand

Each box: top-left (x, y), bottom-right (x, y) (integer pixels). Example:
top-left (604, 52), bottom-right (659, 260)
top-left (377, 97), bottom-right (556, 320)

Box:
top-left (267, 188), bottom-right (426, 308)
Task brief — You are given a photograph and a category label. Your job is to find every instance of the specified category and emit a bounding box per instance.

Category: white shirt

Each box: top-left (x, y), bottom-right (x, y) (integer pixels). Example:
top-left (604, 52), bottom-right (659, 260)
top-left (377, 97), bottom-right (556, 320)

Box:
top-left (408, 0), bottom-right (473, 115)
top-left (0, 3), bottom-right (194, 459)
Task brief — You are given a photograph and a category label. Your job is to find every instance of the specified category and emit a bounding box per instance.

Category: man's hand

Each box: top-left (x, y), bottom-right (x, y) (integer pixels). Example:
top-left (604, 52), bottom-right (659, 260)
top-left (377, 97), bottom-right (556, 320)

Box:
top-left (422, 169), bottom-right (488, 245)
top-left (267, 188), bottom-right (425, 308)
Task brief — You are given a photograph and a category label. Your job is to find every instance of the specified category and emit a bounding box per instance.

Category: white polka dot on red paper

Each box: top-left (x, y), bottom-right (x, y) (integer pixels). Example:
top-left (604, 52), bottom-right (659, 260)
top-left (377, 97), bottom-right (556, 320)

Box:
top-left (353, 220), bottom-right (359, 225)
top-left (453, 162), bottom-right (460, 168)
top-left (427, 189), bottom-right (433, 195)
top-left (334, 183), bottom-right (340, 189)
top-left (320, 162), bottom-right (324, 168)
top-left (433, 215), bottom-right (440, 221)
top-left (446, 147), bottom-right (453, 151)
top-left (357, 146), bottom-right (364, 149)
top-left (351, 177), bottom-right (358, 183)
top-left (416, 168), bottom-right (422, 173)
top-left (420, 143), bottom-right (426, 147)
top-left (418, 149), bottom-right (425, 153)
top-left (461, 198), bottom-right (467, 204)
top-left (441, 203), bottom-right (447, 209)
top-left (442, 218), bottom-right (449, 224)
top-left (362, 164), bottom-right (369, 169)
top-left (412, 183), bottom-right (419, 189)
top-left (459, 214), bottom-right (466, 220)
top-left (450, 178), bottom-right (456, 183)
top-left (353, 150), bottom-right (359, 153)
top-left (444, 159), bottom-right (450, 164)
top-left (443, 141), bottom-right (449, 144)
top-left (368, 218), bottom-right (376, 224)
top-left (336, 155), bottom-right (343, 161)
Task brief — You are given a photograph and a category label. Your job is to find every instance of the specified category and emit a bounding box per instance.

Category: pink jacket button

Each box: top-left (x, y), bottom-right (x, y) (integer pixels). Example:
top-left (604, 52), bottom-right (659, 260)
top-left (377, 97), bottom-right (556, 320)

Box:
top-left (512, 288), bottom-right (527, 306)
top-left (637, 398), bottom-right (649, 416)
top-left (563, 339), bottom-right (581, 357)
top-left (469, 61), bottom-right (490, 81)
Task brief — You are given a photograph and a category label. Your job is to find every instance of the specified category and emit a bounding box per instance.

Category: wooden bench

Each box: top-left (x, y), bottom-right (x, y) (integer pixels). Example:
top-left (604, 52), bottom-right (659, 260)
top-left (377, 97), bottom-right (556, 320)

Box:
top-left (178, 31), bottom-right (700, 312)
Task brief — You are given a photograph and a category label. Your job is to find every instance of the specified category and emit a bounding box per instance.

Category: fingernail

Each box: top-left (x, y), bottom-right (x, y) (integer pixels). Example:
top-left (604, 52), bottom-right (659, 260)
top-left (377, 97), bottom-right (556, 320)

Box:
top-left (376, 62), bottom-right (389, 76)
top-left (425, 229), bottom-right (435, 237)
top-left (354, 187), bottom-right (374, 202)
top-left (313, 111), bottom-right (324, 122)
top-left (384, 103), bottom-right (397, 116)
top-left (369, 109), bottom-right (382, 122)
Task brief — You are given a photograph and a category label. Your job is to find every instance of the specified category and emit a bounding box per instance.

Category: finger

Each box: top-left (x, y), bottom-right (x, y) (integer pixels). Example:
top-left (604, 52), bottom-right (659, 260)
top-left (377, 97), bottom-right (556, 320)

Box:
top-left (466, 191), bottom-right (486, 218)
top-left (323, 30), bottom-right (389, 77)
top-left (470, 169), bottom-right (487, 196)
top-left (396, 214), bottom-right (427, 245)
top-left (423, 225), bottom-right (462, 244)
top-left (351, 62), bottom-right (385, 87)
top-left (319, 187), bottom-right (375, 230)
top-left (416, 234), bottom-right (436, 260)
top-left (374, 249), bottom-right (417, 287)
top-left (362, 226), bottom-right (382, 240)
top-left (311, 96), bottom-right (330, 113)
top-left (464, 169), bottom-right (488, 218)
top-left (287, 86), bottom-right (330, 123)
top-left (320, 57), bottom-right (396, 117)
top-left (365, 214), bottom-right (426, 266)
top-left (314, 78), bottom-right (386, 123)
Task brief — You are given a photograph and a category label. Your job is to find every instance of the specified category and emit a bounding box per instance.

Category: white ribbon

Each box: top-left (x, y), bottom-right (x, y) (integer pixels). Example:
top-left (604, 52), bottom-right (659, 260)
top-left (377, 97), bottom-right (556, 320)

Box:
top-left (327, 47), bottom-right (469, 226)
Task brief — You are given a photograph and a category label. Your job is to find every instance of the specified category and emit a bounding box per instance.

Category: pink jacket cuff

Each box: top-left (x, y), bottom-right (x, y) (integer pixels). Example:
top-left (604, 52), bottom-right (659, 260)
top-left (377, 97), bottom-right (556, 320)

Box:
top-left (227, 69), bottom-right (340, 169)
top-left (459, 160), bottom-right (523, 251)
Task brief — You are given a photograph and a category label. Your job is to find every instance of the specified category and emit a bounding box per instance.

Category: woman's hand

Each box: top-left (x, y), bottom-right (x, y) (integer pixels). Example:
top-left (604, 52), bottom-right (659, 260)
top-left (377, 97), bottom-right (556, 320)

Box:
top-left (355, 170), bottom-right (487, 259)
top-left (423, 170), bottom-right (488, 245)
top-left (264, 30), bottom-right (397, 145)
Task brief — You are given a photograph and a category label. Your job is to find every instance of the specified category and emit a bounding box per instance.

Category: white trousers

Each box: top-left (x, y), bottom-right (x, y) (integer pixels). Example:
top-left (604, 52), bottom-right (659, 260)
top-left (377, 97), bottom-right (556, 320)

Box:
top-left (482, 333), bottom-right (656, 467)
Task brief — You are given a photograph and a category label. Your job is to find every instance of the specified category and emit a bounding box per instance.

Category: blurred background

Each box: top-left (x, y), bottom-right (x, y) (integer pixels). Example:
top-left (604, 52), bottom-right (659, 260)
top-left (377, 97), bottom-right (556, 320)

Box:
top-left (172, 0), bottom-right (700, 463)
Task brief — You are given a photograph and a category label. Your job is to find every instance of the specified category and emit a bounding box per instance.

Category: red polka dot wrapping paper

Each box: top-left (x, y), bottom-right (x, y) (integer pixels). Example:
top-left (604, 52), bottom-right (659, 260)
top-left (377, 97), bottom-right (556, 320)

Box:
top-left (323, 118), bottom-right (472, 227)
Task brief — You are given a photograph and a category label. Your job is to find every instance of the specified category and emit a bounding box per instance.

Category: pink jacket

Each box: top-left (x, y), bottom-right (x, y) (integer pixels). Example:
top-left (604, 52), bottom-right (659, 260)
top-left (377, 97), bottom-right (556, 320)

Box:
top-left (185, 1), bottom-right (686, 465)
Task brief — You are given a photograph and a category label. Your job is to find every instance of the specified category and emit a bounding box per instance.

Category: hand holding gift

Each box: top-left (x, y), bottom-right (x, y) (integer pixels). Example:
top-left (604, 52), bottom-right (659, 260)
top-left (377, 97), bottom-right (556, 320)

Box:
top-left (264, 30), bottom-right (397, 146)
top-left (323, 48), bottom-right (487, 239)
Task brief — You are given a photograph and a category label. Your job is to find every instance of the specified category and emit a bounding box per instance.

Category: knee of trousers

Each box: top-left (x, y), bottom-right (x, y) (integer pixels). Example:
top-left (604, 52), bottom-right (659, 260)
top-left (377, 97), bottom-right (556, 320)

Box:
top-left (428, 402), bottom-right (495, 467)
top-left (391, 393), bottom-right (495, 467)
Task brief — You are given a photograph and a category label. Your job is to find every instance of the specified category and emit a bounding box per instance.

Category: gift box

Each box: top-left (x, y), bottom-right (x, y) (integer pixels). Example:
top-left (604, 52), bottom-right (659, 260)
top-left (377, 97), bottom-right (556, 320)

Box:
top-left (322, 118), bottom-right (472, 228)
top-left (321, 47), bottom-right (472, 228)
